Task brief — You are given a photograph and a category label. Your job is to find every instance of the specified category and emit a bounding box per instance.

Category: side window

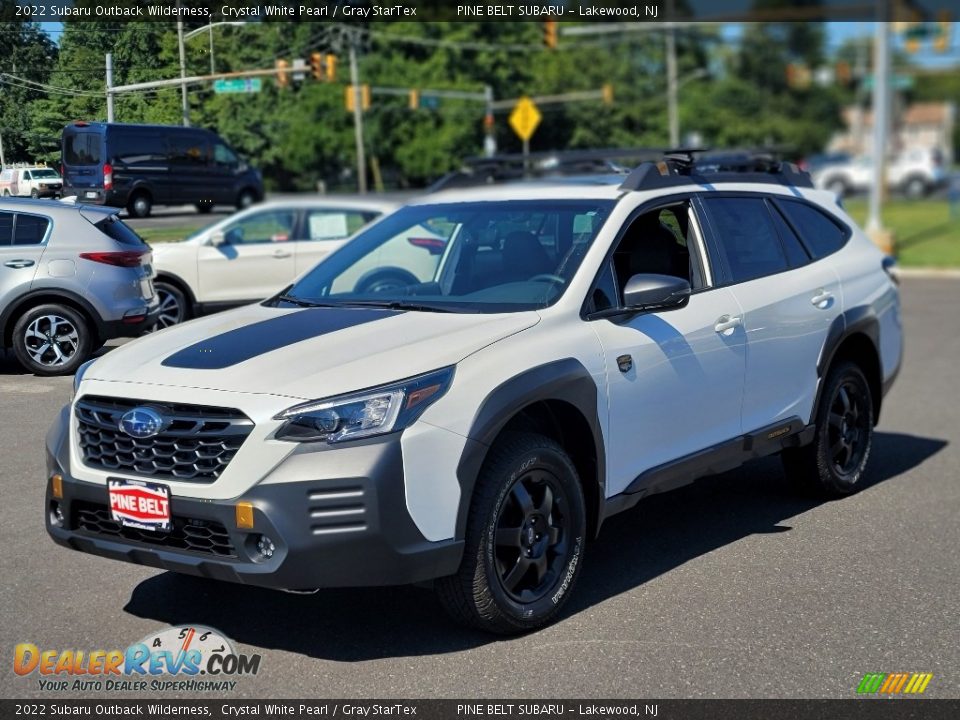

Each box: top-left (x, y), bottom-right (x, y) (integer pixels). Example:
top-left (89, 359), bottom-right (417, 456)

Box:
top-left (223, 211), bottom-right (295, 245)
top-left (611, 203), bottom-right (695, 296)
top-left (702, 197), bottom-right (789, 283)
top-left (776, 199), bottom-right (849, 259)
top-left (0, 212), bottom-right (13, 246)
top-left (13, 215), bottom-right (50, 245)
top-left (168, 135), bottom-right (209, 167)
top-left (767, 201), bottom-right (811, 267)
top-left (305, 210), bottom-right (377, 241)
top-left (23, 171), bottom-right (32, 181)
top-left (113, 133), bottom-right (166, 166)
top-left (213, 143), bottom-right (238, 168)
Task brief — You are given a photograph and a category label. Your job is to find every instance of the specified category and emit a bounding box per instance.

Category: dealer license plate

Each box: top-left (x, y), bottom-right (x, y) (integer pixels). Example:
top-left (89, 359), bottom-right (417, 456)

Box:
top-left (108, 479), bottom-right (171, 532)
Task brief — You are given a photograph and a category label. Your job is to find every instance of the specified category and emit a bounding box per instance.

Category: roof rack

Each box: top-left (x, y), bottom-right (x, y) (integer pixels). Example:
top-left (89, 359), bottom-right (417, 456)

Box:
top-left (619, 149), bottom-right (813, 192)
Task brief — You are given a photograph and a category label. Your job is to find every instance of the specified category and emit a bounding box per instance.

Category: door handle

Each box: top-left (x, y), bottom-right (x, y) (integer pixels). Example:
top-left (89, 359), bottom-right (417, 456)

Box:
top-left (4, 259), bottom-right (35, 269)
top-left (271, 250), bottom-right (292, 259)
top-left (714, 314), bottom-right (742, 334)
top-left (811, 289), bottom-right (834, 308)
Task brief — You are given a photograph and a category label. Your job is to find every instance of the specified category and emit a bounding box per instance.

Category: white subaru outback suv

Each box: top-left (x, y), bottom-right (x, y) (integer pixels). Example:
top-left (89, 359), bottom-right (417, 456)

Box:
top-left (45, 157), bottom-right (902, 634)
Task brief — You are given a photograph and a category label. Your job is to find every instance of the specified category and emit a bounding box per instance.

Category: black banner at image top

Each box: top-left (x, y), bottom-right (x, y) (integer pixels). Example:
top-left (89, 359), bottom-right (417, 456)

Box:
top-left (4, 700), bottom-right (960, 720)
top-left (9, 0), bottom-right (960, 23)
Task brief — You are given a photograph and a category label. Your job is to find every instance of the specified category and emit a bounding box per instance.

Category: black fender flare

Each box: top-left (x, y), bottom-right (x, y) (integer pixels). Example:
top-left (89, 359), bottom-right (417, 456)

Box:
top-left (454, 358), bottom-right (606, 539)
top-left (1, 286), bottom-right (105, 347)
top-left (813, 305), bottom-right (882, 423)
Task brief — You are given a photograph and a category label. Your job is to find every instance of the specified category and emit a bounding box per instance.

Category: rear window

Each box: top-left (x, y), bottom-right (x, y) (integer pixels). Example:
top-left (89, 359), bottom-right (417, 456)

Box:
top-left (65, 131), bottom-right (103, 166)
top-left (93, 215), bottom-right (145, 247)
top-left (776, 200), bottom-right (849, 259)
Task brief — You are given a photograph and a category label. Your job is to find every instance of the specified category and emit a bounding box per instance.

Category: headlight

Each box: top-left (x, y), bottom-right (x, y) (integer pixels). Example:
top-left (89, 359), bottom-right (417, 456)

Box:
top-left (72, 359), bottom-right (95, 400)
top-left (273, 366), bottom-right (454, 443)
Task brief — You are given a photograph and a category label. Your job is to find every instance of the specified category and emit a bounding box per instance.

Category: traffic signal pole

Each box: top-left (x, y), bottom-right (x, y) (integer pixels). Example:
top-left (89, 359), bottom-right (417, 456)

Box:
top-left (866, 10), bottom-right (892, 253)
top-left (349, 35), bottom-right (367, 194)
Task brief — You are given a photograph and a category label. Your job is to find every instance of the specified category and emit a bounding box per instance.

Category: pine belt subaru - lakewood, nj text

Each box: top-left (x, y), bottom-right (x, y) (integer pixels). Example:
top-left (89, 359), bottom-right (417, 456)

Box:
top-left (44, 158), bottom-right (902, 633)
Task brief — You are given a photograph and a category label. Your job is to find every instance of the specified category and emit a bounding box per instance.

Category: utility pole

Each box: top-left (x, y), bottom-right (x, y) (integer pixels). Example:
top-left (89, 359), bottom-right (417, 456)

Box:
top-left (177, 18), bottom-right (190, 127)
top-left (866, 8), bottom-right (892, 252)
top-left (0, 132), bottom-right (5, 169)
top-left (105, 52), bottom-right (114, 122)
top-left (666, 20), bottom-right (679, 146)
top-left (349, 33), bottom-right (367, 194)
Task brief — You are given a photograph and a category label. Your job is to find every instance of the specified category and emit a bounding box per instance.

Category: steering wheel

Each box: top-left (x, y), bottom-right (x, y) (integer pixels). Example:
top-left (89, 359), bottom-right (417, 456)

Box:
top-left (529, 274), bottom-right (567, 285)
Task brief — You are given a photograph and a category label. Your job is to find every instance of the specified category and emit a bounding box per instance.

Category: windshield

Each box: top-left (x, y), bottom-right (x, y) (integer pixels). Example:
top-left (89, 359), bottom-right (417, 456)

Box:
top-left (32, 169), bottom-right (60, 179)
top-left (277, 200), bottom-right (614, 313)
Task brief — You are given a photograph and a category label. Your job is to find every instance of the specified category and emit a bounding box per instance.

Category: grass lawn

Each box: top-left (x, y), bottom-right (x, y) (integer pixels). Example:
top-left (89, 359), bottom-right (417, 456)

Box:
top-left (844, 199), bottom-right (960, 268)
top-left (137, 224), bottom-right (207, 245)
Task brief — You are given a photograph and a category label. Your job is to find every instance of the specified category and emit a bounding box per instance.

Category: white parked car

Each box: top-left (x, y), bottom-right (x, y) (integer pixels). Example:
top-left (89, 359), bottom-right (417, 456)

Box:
top-left (149, 199), bottom-right (395, 328)
top-left (814, 148), bottom-right (946, 199)
top-left (47, 158), bottom-right (902, 633)
top-left (0, 166), bottom-right (64, 199)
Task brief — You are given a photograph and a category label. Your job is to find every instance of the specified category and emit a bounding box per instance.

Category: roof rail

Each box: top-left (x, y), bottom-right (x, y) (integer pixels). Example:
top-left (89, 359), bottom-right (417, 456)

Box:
top-left (619, 150), bottom-right (813, 192)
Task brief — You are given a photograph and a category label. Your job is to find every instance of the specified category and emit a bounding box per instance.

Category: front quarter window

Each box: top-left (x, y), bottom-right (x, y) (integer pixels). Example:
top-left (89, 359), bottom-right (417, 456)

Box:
top-left (279, 200), bottom-right (613, 313)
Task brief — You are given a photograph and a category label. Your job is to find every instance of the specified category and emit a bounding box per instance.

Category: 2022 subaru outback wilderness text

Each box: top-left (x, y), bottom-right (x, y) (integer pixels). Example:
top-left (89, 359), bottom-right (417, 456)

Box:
top-left (45, 157), bottom-right (902, 633)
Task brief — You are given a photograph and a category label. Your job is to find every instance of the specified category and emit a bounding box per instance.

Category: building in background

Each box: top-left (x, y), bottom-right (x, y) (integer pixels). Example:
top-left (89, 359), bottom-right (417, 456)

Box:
top-left (830, 101), bottom-right (955, 161)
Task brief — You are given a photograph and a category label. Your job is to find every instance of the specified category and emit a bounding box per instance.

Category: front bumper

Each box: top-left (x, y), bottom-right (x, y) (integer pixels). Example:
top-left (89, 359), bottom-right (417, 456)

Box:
top-left (44, 406), bottom-right (463, 589)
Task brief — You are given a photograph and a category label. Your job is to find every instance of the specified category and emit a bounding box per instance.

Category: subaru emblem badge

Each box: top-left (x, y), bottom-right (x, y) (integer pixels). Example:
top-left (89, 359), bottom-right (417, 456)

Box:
top-left (118, 407), bottom-right (166, 439)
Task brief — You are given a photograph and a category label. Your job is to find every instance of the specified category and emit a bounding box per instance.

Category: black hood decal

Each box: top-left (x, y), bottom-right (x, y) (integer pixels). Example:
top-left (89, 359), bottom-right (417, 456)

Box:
top-left (161, 308), bottom-right (400, 370)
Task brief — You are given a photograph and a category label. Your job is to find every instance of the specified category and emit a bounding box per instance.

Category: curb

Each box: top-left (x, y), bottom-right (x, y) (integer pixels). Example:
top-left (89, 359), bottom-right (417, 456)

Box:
top-left (897, 268), bottom-right (960, 279)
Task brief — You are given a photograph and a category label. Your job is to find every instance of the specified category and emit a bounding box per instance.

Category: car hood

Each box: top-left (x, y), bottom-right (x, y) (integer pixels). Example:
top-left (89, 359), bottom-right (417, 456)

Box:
top-left (86, 304), bottom-right (540, 400)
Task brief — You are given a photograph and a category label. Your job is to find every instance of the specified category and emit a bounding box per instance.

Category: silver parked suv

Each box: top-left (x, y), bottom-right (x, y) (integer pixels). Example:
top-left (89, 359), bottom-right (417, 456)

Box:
top-left (0, 198), bottom-right (159, 376)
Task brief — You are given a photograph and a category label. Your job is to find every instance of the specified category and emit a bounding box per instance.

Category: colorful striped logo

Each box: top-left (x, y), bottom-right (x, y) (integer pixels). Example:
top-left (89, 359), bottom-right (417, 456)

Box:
top-left (857, 673), bottom-right (933, 694)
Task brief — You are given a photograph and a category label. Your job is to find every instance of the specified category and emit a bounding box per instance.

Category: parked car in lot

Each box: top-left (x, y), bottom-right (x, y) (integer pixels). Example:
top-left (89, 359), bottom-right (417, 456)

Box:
top-left (813, 148), bottom-right (946, 199)
top-left (61, 122), bottom-right (264, 218)
top-left (0, 165), bottom-right (63, 199)
top-left (149, 198), bottom-right (396, 329)
top-left (47, 157), bottom-right (901, 633)
top-left (0, 198), bottom-right (158, 376)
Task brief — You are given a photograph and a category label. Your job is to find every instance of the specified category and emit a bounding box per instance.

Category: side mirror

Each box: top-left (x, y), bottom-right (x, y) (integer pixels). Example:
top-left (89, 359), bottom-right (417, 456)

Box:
top-left (623, 273), bottom-right (691, 310)
top-left (210, 231), bottom-right (226, 247)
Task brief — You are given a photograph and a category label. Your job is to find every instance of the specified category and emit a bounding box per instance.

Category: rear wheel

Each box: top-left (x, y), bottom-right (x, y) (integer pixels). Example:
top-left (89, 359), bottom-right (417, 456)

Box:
top-left (902, 176), bottom-right (928, 200)
top-left (825, 177), bottom-right (849, 198)
top-left (12, 304), bottom-right (93, 377)
top-left (436, 432), bottom-right (586, 634)
top-left (149, 281), bottom-right (190, 331)
top-left (782, 361), bottom-right (874, 497)
top-left (127, 192), bottom-right (152, 218)
top-left (235, 189), bottom-right (257, 210)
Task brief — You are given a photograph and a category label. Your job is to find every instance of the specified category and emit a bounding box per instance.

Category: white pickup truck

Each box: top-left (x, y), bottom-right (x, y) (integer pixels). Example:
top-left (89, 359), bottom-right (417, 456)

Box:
top-left (0, 166), bottom-right (64, 199)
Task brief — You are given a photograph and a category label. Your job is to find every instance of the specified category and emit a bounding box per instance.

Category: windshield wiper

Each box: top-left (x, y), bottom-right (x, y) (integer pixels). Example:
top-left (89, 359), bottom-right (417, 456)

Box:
top-left (273, 294), bottom-right (338, 308)
top-left (338, 300), bottom-right (458, 313)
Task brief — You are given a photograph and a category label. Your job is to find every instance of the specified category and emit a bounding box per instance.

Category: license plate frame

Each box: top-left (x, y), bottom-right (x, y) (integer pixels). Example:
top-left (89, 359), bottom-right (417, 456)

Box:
top-left (107, 479), bottom-right (172, 532)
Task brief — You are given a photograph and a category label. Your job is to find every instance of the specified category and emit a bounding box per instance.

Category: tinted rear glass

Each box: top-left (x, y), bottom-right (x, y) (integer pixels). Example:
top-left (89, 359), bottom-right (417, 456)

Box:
top-left (14, 215), bottom-right (50, 245)
top-left (0, 212), bottom-right (13, 245)
top-left (64, 131), bottom-right (103, 166)
top-left (776, 200), bottom-right (849, 259)
top-left (702, 197), bottom-right (789, 283)
top-left (112, 132), bottom-right (167, 166)
top-left (768, 202), bottom-right (811, 267)
top-left (94, 215), bottom-right (146, 246)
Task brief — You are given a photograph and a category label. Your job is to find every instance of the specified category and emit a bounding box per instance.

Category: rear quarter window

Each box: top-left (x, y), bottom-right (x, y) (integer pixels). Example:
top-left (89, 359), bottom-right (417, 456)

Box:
top-left (13, 214), bottom-right (50, 245)
top-left (93, 215), bottom-right (146, 246)
top-left (776, 199), bottom-right (850, 259)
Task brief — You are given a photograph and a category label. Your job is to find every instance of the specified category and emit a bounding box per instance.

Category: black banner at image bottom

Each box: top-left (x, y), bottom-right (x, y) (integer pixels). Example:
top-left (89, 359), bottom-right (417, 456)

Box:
top-left (4, 700), bottom-right (960, 720)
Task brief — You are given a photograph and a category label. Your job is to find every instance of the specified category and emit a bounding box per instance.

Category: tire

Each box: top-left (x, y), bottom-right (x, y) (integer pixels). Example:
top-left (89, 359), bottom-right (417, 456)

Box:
top-left (2, 190), bottom-right (9, 197)
top-left (127, 192), bottom-right (152, 218)
top-left (30, 189), bottom-right (39, 199)
top-left (195, 201), bottom-right (214, 214)
top-left (825, 177), bottom-right (849, 198)
top-left (12, 304), bottom-right (93, 377)
top-left (902, 176), bottom-right (928, 200)
top-left (436, 432), bottom-right (587, 634)
top-left (149, 281), bottom-right (190, 331)
top-left (235, 189), bottom-right (257, 211)
top-left (782, 361), bottom-right (874, 497)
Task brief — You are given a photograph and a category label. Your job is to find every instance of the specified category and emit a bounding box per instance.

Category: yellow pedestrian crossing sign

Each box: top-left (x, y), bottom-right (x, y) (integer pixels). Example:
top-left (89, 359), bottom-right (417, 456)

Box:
top-left (509, 96), bottom-right (542, 142)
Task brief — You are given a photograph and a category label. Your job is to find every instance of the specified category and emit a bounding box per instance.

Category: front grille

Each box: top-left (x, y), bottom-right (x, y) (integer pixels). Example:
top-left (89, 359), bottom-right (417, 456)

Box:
top-left (75, 395), bottom-right (254, 483)
top-left (73, 501), bottom-right (237, 558)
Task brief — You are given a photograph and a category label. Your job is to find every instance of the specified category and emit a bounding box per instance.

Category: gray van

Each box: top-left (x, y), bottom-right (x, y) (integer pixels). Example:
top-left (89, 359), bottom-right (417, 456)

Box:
top-left (61, 122), bottom-right (264, 218)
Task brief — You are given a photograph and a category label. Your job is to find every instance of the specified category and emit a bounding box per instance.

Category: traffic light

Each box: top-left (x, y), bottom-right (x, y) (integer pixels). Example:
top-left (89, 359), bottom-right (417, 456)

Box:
top-left (325, 54), bottom-right (337, 81)
top-left (835, 60), bottom-right (852, 85)
top-left (543, 20), bottom-right (558, 49)
top-left (345, 84), bottom-right (371, 112)
top-left (409, 89), bottom-right (420, 110)
top-left (275, 59), bottom-right (289, 88)
top-left (310, 52), bottom-right (323, 81)
top-left (602, 83), bottom-right (614, 105)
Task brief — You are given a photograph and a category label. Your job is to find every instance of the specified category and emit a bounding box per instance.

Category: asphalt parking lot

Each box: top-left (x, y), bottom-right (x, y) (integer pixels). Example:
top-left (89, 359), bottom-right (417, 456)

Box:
top-left (1, 277), bottom-right (957, 699)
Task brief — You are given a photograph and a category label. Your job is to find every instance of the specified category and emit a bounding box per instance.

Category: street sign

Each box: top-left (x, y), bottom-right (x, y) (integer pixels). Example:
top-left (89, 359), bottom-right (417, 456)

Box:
top-left (213, 78), bottom-right (262, 94)
top-left (509, 96), bottom-right (542, 142)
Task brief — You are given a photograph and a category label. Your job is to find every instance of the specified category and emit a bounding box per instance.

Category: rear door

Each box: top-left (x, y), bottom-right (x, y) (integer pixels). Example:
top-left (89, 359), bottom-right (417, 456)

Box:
top-left (698, 194), bottom-right (842, 431)
top-left (110, 129), bottom-right (170, 205)
top-left (165, 131), bottom-right (211, 206)
top-left (0, 210), bottom-right (46, 310)
top-left (293, 207), bottom-right (381, 276)
top-left (62, 126), bottom-right (105, 200)
top-left (197, 208), bottom-right (297, 303)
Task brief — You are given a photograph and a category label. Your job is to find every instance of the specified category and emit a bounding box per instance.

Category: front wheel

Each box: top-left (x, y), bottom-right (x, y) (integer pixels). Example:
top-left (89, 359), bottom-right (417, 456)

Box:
top-left (30, 189), bottom-right (39, 199)
top-left (149, 281), bottom-right (190, 331)
top-left (11, 304), bottom-right (93, 376)
top-left (782, 361), bottom-right (874, 497)
top-left (436, 432), bottom-right (586, 634)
